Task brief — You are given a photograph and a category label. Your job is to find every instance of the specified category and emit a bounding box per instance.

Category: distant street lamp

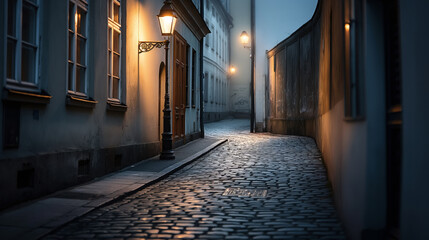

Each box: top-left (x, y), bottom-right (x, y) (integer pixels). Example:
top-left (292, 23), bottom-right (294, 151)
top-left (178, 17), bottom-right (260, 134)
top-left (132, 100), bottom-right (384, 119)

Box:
top-left (138, 0), bottom-right (176, 160)
top-left (240, 31), bottom-right (250, 47)
top-left (239, 30), bottom-right (255, 133)
top-left (229, 66), bottom-right (236, 74)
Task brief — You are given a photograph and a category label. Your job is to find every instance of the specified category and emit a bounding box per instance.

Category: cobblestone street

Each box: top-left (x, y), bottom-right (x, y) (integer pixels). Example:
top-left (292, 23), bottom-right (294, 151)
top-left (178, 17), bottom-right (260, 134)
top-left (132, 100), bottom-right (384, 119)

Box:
top-left (45, 119), bottom-right (346, 239)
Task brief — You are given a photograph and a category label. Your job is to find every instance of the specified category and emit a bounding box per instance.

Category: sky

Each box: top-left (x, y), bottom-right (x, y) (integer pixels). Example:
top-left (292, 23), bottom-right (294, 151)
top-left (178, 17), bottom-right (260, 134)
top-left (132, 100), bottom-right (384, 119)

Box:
top-left (255, 0), bottom-right (318, 50)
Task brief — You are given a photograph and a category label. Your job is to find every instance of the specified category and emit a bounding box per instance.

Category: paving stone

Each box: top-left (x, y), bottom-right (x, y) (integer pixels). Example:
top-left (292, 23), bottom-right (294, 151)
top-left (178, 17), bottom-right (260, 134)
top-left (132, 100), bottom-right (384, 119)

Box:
top-left (43, 119), bottom-right (346, 239)
top-left (173, 234), bottom-right (195, 239)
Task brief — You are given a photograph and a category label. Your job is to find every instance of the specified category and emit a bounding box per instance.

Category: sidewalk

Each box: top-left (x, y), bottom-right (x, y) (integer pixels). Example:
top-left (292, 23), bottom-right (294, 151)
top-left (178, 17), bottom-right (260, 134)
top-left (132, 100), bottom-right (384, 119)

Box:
top-left (0, 137), bottom-right (227, 240)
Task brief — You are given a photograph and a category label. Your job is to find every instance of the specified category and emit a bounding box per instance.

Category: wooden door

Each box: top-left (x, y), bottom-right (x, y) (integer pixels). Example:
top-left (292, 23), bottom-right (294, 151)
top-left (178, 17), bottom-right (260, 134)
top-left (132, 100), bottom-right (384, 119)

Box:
top-left (173, 32), bottom-right (187, 142)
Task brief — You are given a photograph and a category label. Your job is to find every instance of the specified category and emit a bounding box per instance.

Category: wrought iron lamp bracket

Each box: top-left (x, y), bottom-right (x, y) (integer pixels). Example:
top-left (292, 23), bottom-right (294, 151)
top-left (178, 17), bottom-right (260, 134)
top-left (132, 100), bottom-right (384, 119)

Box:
top-left (138, 40), bottom-right (168, 53)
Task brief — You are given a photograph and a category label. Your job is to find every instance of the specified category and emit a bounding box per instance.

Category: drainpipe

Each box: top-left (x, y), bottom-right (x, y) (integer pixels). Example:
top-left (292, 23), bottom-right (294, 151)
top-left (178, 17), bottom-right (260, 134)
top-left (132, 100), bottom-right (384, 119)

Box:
top-left (199, 0), bottom-right (205, 138)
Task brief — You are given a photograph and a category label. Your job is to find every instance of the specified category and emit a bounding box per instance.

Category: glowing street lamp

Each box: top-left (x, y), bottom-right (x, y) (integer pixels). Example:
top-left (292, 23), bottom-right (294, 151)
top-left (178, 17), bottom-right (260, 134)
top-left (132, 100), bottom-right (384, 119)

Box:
top-left (158, 1), bottom-right (177, 36)
top-left (229, 66), bottom-right (236, 74)
top-left (138, 0), bottom-right (177, 160)
top-left (345, 23), bottom-right (350, 31)
top-left (240, 31), bottom-right (250, 48)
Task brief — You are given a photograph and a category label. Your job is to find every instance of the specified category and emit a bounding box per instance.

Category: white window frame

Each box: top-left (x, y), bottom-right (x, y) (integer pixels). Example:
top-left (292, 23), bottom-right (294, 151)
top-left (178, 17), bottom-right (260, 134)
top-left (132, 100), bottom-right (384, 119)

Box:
top-left (67, 0), bottom-right (89, 97)
top-left (107, 0), bottom-right (121, 102)
top-left (5, 0), bottom-right (40, 92)
top-left (211, 24), bottom-right (215, 51)
top-left (204, 19), bottom-right (209, 47)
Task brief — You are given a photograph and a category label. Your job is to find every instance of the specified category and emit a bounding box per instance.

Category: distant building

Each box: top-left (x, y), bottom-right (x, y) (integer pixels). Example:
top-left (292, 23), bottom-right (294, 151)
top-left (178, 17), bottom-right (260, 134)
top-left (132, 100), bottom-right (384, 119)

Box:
top-left (202, 0), bottom-right (232, 122)
top-left (0, 0), bottom-right (209, 210)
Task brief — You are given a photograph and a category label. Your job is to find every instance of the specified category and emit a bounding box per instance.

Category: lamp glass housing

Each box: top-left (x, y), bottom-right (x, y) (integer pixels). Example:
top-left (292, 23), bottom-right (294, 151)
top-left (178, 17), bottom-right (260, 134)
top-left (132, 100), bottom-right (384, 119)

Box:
top-left (157, 1), bottom-right (177, 36)
top-left (158, 15), bottom-right (177, 36)
top-left (240, 31), bottom-right (249, 45)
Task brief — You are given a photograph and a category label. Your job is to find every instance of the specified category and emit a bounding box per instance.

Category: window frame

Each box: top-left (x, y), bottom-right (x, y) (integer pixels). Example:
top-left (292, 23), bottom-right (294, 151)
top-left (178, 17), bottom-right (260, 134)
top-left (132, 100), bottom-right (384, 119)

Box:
top-left (67, 0), bottom-right (89, 97)
top-left (204, 72), bottom-right (208, 102)
top-left (185, 44), bottom-right (190, 107)
top-left (191, 49), bottom-right (196, 108)
top-left (204, 19), bottom-right (209, 47)
top-left (5, 0), bottom-right (40, 93)
top-left (210, 74), bottom-right (214, 103)
top-left (211, 24), bottom-right (215, 51)
top-left (107, 0), bottom-right (122, 102)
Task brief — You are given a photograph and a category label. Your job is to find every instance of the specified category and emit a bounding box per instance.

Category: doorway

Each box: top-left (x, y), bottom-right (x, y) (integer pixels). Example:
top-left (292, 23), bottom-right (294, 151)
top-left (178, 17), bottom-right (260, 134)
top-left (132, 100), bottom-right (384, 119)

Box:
top-left (173, 32), bottom-right (187, 144)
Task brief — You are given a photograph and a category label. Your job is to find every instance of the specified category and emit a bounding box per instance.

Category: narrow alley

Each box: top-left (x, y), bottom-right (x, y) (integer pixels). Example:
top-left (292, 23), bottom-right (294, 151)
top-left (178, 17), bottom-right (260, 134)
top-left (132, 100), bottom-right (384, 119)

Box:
top-left (44, 119), bottom-right (345, 239)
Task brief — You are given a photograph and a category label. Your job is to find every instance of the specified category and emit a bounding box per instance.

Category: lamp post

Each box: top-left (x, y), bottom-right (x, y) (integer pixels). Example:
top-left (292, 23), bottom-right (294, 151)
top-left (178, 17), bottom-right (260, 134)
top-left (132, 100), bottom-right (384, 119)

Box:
top-left (138, 0), bottom-right (176, 160)
top-left (240, 30), bottom-right (255, 133)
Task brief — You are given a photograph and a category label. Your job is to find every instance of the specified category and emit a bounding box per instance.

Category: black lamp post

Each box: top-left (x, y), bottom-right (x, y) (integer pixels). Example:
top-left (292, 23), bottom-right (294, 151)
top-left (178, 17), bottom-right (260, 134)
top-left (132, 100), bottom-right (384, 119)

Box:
top-left (138, 0), bottom-right (176, 160)
top-left (240, 30), bottom-right (255, 133)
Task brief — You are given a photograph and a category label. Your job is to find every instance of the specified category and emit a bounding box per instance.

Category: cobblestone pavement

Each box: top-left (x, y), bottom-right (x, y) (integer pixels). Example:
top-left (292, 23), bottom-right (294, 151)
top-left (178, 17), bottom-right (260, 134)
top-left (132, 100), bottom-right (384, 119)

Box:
top-left (45, 119), bottom-right (346, 239)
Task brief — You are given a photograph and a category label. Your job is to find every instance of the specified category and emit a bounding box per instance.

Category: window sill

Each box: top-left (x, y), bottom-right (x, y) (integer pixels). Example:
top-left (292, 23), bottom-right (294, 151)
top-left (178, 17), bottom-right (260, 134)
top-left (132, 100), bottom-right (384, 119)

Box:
top-left (107, 101), bottom-right (127, 112)
top-left (66, 94), bottom-right (97, 108)
top-left (3, 88), bottom-right (52, 104)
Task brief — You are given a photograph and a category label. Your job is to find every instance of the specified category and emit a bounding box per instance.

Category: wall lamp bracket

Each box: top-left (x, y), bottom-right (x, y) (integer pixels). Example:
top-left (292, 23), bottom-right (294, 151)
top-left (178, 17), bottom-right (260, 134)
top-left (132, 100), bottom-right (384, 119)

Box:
top-left (138, 40), bottom-right (169, 53)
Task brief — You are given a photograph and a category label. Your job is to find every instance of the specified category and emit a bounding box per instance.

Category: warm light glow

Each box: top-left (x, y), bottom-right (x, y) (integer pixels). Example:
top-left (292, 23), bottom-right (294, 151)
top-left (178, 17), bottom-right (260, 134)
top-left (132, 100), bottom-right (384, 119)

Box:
top-left (345, 23), bottom-right (350, 31)
top-left (158, 16), bottom-right (177, 36)
top-left (240, 31), bottom-right (249, 45)
top-left (157, 0), bottom-right (177, 36)
top-left (230, 66), bottom-right (236, 74)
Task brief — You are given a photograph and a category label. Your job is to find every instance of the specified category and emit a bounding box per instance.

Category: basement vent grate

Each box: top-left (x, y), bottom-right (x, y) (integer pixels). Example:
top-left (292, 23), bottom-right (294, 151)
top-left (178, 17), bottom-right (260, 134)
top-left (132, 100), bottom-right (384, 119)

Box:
top-left (223, 188), bottom-right (268, 198)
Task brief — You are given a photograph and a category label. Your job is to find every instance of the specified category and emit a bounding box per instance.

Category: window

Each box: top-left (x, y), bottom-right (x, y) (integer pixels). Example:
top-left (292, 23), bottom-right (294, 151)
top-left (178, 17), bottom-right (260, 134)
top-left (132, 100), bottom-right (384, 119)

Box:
top-left (191, 49), bottom-right (196, 107)
top-left (68, 0), bottom-right (88, 96)
top-left (204, 72), bottom-right (208, 102)
top-left (186, 44), bottom-right (190, 107)
top-left (211, 25), bottom-right (215, 51)
top-left (216, 31), bottom-right (219, 55)
top-left (210, 75), bottom-right (214, 103)
top-left (6, 0), bottom-right (39, 90)
top-left (222, 81), bottom-right (225, 105)
top-left (213, 78), bottom-right (220, 104)
top-left (204, 19), bottom-right (209, 47)
top-left (223, 39), bottom-right (226, 62)
top-left (107, 0), bottom-right (121, 101)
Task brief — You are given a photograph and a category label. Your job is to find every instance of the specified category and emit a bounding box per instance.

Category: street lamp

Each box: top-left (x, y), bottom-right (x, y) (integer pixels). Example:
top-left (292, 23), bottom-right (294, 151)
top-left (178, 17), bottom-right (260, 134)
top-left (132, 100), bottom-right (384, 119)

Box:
top-left (239, 30), bottom-right (255, 133)
top-left (138, 0), bottom-right (176, 160)
top-left (240, 31), bottom-right (250, 48)
top-left (229, 66), bottom-right (236, 75)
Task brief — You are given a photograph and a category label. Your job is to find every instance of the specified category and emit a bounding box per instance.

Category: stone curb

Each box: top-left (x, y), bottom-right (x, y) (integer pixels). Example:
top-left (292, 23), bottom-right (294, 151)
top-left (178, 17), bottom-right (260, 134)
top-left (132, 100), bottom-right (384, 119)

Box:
top-left (39, 138), bottom-right (228, 239)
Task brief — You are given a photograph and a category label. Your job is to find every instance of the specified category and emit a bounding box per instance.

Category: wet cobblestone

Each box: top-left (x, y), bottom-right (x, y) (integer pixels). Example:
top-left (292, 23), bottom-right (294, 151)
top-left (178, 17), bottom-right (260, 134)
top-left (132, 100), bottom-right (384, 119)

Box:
top-left (45, 119), bottom-right (346, 239)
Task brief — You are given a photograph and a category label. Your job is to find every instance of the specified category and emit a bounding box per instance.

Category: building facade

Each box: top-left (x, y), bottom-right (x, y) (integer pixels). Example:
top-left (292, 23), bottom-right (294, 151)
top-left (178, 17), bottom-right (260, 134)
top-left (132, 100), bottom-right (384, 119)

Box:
top-left (202, 0), bottom-right (232, 122)
top-left (0, 0), bottom-right (209, 210)
top-left (266, 0), bottom-right (429, 239)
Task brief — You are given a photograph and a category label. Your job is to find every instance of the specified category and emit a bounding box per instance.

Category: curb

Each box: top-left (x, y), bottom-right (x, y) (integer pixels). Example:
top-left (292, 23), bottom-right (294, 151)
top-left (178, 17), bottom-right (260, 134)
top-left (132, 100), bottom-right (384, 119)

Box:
top-left (39, 138), bottom-right (227, 239)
